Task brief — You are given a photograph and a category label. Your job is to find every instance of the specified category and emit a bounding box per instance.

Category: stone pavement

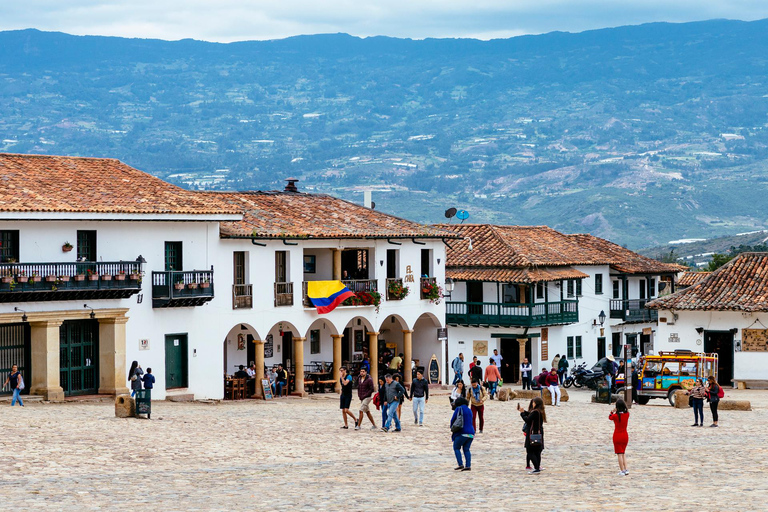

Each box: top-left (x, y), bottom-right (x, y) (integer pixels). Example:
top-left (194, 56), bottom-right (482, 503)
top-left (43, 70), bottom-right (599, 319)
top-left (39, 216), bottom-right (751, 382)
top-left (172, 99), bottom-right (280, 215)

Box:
top-left (1, 387), bottom-right (766, 511)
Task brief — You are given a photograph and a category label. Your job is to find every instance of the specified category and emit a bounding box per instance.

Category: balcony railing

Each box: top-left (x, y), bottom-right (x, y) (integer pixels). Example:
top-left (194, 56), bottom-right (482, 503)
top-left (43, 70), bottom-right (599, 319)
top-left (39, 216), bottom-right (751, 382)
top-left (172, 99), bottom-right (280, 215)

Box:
top-left (0, 261), bottom-right (143, 302)
top-left (446, 300), bottom-right (579, 327)
top-left (420, 277), bottom-right (437, 300)
top-left (386, 278), bottom-right (407, 300)
top-left (233, 284), bottom-right (253, 309)
top-left (302, 279), bottom-right (379, 308)
top-left (274, 282), bottom-right (293, 307)
top-left (610, 299), bottom-right (658, 323)
top-left (152, 267), bottom-right (214, 308)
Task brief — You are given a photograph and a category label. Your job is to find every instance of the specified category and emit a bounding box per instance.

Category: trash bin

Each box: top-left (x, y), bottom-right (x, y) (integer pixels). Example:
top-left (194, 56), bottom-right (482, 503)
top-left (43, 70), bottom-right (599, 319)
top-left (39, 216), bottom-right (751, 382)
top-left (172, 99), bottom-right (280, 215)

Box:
top-left (135, 389), bottom-right (151, 419)
top-left (596, 387), bottom-right (611, 404)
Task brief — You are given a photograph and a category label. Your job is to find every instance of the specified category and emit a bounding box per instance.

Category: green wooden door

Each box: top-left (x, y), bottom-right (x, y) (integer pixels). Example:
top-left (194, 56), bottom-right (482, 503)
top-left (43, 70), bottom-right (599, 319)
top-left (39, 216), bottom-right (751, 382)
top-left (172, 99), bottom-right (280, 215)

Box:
top-left (59, 320), bottom-right (99, 396)
top-left (0, 323), bottom-right (29, 395)
top-left (165, 334), bottom-right (188, 389)
top-left (165, 242), bottom-right (183, 271)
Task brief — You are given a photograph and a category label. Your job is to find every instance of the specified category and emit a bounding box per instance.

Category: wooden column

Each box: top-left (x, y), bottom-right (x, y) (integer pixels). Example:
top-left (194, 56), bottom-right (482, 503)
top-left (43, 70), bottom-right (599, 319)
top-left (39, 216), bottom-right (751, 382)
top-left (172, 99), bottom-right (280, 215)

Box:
top-left (332, 334), bottom-right (343, 392)
top-left (253, 339), bottom-right (265, 398)
top-left (517, 338), bottom-right (527, 384)
top-left (403, 329), bottom-right (414, 385)
top-left (332, 249), bottom-right (342, 280)
top-left (29, 320), bottom-right (65, 402)
top-left (292, 336), bottom-right (307, 397)
top-left (368, 331), bottom-right (379, 389)
top-left (97, 317), bottom-right (130, 396)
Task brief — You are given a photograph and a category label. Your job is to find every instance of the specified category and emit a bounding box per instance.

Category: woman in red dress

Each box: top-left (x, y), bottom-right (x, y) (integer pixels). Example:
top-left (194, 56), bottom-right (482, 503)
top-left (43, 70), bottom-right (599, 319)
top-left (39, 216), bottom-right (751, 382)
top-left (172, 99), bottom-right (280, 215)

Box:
top-left (609, 398), bottom-right (629, 476)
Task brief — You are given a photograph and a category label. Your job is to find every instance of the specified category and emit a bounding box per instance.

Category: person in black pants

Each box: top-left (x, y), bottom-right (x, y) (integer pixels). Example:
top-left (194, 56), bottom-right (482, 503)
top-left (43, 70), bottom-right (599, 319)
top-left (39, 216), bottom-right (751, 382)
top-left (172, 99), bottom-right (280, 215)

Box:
top-left (520, 358), bottom-right (532, 390)
top-left (519, 397), bottom-right (546, 474)
top-left (706, 376), bottom-right (720, 427)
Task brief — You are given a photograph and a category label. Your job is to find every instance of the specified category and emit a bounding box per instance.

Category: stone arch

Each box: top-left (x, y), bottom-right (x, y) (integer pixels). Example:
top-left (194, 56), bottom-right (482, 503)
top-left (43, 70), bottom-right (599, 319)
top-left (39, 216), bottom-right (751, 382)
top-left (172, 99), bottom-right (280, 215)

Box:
top-left (413, 312), bottom-right (445, 384)
top-left (223, 323), bottom-right (261, 375)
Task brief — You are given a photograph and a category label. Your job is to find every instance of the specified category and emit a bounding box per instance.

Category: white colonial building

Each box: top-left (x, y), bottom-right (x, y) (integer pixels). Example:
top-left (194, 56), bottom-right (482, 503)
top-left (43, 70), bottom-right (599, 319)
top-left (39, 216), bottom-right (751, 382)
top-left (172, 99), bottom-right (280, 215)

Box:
top-left (438, 224), bottom-right (681, 381)
top-left (648, 252), bottom-right (768, 388)
top-left (0, 154), bottom-right (451, 401)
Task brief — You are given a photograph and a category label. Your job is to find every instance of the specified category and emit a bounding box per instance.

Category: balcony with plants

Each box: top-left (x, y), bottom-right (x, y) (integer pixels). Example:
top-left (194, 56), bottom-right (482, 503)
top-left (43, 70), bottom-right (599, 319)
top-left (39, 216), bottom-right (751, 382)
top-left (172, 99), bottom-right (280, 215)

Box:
top-left (0, 260), bottom-right (144, 302)
top-left (446, 299), bottom-right (579, 327)
top-left (151, 267), bottom-right (214, 308)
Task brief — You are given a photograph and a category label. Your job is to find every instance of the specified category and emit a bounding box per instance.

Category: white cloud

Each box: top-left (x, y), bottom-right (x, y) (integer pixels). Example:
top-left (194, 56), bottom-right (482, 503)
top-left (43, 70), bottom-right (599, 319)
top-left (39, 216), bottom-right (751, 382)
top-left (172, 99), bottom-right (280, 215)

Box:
top-left (1, 0), bottom-right (767, 41)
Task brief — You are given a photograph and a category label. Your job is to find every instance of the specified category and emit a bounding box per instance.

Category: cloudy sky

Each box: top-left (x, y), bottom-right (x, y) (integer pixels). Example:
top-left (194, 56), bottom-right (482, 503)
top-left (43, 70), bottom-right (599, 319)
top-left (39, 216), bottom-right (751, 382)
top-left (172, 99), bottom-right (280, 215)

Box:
top-left (2, 1), bottom-right (767, 41)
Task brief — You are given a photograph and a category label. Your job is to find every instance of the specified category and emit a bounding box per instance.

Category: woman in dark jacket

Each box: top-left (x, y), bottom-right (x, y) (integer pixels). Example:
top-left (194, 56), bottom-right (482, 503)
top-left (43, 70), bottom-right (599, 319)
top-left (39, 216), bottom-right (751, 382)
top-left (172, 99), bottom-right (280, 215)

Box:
top-left (520, 396), bottom-right (546, 474)
top-left (128, 360), bottom-right (144, 398)
top-left (706, 376), bottom-right (721, 427)
top-left (450, 396), bottom-right (474, 471)
top-left (377, 377), bottom-right (388, 426)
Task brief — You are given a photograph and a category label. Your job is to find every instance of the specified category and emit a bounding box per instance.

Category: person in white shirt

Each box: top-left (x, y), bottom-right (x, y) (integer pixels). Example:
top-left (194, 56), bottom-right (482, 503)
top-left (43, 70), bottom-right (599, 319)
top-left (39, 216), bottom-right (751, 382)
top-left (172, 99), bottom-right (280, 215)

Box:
top-left (246, 363), bottom-right (256, 378)
top-left (520, 358), bottom-right (533, 390)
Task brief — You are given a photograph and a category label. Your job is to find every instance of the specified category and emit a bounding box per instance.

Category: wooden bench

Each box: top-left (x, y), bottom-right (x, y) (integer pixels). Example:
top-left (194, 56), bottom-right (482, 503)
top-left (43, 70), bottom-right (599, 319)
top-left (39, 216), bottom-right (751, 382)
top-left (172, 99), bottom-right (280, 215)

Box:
top-left (316, 380), bottom-right (336, 393)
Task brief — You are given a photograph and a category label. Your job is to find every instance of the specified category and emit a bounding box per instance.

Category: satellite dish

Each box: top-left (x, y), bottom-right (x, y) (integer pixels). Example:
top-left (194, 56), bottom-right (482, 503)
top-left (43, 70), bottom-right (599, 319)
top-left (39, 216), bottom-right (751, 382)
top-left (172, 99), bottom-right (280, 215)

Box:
top-left (371, 201), bottom-right (376, 210)
top-left (456, 210), bottom-right (469, 223)
top-left (444, 207), bottom-right (457, 219)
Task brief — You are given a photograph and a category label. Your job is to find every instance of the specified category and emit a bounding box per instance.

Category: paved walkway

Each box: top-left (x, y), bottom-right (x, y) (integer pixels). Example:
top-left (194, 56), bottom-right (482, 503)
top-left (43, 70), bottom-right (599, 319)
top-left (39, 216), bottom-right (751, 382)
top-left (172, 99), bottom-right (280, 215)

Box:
top-left (1, 388), bottom-right (765, 510)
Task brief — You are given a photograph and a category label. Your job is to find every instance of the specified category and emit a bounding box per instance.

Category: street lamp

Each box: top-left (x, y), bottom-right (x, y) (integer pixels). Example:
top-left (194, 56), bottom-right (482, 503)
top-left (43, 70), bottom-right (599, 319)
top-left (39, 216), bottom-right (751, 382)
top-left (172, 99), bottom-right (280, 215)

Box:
top-left (598, 310), bottom-right (606, 326)
top-left (444, 277), bottom-right (455, 296)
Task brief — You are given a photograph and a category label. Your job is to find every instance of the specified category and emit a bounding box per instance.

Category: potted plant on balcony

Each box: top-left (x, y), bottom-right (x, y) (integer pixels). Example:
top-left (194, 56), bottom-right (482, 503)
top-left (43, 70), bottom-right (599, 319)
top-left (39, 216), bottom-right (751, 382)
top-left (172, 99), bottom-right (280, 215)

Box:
top-left (343, 290), bottom-right (382, 313)
top-left (387, 280), bottom-right (410, 300)
top-left (58, 274), bottom-right (70, 282)
top-left (1, 269), bottom-right (12, 284)
top-left (87, 269), bottom-right (99, 281)
top-left (200, 277), bottom-right (210, 289)
top-left (129, 271), bottom-right (141, 281)
top-left (187, 280), bottom-right (199, 290)
top-left (28, 272), bottom-right (40, 283)
top-left (62, 242), bottom-right (74, 253)
top-left (74, 272), bottom-right (86, 281)
top-left (15, 271), bottom-right (28, 283)
top-left (421, 282), bottom-right (444, 305)
top-left (174, 279), bottom-right (185, 291)
top-left (101, 273), bottom-right (112, 281)
top-left (45, 274), bottom-right (58, 282)
top-left (114, 271), bottom-right (126, 281)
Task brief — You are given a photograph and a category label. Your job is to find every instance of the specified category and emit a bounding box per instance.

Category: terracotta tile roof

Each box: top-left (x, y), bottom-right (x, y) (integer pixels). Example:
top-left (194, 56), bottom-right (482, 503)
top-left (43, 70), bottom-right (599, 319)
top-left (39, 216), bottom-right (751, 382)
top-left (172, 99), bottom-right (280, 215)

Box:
top-left (678, 271), bottom-right (711, 288)
top-left (447, 266), bottom-right (588, 283)
top-left (0, 153), bottom-right (239, 215)
top-left (647, 253), bottom-right (768, 312)
top-left (437, 224), bottom-right (682, 276)
top-left (211, 191), bottom-right (455, 239)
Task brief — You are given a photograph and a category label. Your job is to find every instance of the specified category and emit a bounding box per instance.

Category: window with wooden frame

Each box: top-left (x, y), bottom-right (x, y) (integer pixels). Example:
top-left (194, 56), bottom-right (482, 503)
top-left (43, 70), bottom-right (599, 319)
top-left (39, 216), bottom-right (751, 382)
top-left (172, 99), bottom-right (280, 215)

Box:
top-left (595, 273), bottom-right (603, 295)
top-left (310, 329), bottom-right (321, 354)
top-left (0, 230), bottom-right (19, 262)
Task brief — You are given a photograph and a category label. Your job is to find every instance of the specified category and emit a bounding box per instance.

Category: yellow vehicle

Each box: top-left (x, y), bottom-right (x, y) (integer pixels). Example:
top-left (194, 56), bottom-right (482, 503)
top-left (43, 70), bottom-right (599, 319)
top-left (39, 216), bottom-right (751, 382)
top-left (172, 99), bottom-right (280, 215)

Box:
top-left (637, 350), bottom-right (718, 406)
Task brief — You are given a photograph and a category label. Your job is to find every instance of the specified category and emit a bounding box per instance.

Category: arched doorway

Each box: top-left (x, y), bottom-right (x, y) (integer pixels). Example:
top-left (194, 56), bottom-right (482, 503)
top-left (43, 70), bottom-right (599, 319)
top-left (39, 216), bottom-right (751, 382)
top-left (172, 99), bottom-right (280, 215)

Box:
top-left (223, 323), bottom-right (261, 376)
top-left (378, 314), bottom-right (410, 380)
top-left (413, 312), bottom-right (444, 384)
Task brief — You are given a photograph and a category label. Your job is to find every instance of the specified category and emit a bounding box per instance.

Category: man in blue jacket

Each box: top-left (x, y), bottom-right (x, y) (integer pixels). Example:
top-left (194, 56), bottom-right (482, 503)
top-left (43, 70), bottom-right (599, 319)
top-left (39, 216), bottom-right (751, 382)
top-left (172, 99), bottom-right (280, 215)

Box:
top-left (452, 353), bottom-right (465, 385)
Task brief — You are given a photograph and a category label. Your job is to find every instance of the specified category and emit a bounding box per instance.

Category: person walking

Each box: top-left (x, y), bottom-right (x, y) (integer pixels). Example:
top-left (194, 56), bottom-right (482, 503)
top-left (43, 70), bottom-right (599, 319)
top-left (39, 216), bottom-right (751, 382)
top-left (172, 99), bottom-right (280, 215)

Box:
top-left (467, 379), bottom-right (488, 434)
top-left (520, 358), bottom-right (533, 390)
top-left (450, 396), bottom-right (474, 471)
top-left (517, 399), bottom-right (535, 469)
top-left (394, 373), bottom-right (406, 419)
top-left (546, 368), bottom-right (561, 406)
top-left (490, 348), bottom-right (507, 373)
top-left (128, 360), bottom-right (144, 398)
top-left (452, 353), bottom-right (465, 385)
top-left (551, 354), bottom-right (561, 374)
top-left (484, 360), bottom-right (501, 399)
top-left (469, 360), bottom-right (483, 384)
top-left (558, 355), bottom-right (569, 385)
top-left (382, 373), bottom-right (406, 432)
top-left (706, 376), bottom-right (722, 427)
top-left (686, 378), bottom-right (707, 427)
top-left (3, 364), bottom-right (24, 407)
top-left (376, 377), bottom-right (388, 427)
top-left (409, 370), bottom-right (429, 426)
top-left (522, 397), bottom-right (546, 474)
top-left (450, 380), bottom-right (467, 407)
top-left (356, 367), bottom-right (377, 430)
top-left (609, 398), bottom-right (630, 476)
top-left (339, 367), bottom-right (358, 429)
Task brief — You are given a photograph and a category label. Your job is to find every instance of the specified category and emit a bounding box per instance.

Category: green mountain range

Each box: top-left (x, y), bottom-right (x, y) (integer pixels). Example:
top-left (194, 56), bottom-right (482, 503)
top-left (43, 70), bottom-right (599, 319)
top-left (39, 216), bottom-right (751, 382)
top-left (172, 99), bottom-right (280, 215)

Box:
top-left (1, 19), bottom-right (768, 249)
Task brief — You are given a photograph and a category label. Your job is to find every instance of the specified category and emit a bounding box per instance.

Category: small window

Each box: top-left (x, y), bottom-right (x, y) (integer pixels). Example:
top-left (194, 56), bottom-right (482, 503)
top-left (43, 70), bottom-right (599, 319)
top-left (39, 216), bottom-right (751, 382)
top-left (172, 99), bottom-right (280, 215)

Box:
top-left (310, 329), bottom-right (320, 354)
top-left (639, 279), bottom-right (646, 300)
top-left (576, 279), bottom-right (583, 297)
top-left (612, 280), bottom-right (620, 299)
top-left (536, 282), bottom-right (545, 300)
top-left (595, 274), bottom-right (603, 294)
top-left (275, 251), bottom-right (288, 282)
top-left (567, 336), bottom-right (574, 359)
top-left (566, 280), bottom-right (574, 297)
top-left (575, 336), bottom-right (583, 358)
top-left (502, 284), bottom-right (520, 304)
top-left (649, 278), bottom-right (656, 298)
top-left (0, 230), bottom-right (19, 262)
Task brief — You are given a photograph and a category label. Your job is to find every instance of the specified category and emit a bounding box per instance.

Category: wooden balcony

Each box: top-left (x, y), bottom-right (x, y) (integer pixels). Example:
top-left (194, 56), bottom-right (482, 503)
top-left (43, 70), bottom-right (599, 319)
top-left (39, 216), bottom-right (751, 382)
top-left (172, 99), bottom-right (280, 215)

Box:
top-left (446, 300), bottom-right (579, 327)
top-left (233, 284), bottom-right (253, 309)
top-left (610, 299), bottom-right (658, 323)
top-left (386, 278), bottom-right (407, 300)
top-left (0, 261), bottom-right (143, 302)
top-left (302, 279), bottom-right (379, 308)
top-left (152, 268), bottom-right (214, 308)
top-left (274, 282), bottom-right (293, 307)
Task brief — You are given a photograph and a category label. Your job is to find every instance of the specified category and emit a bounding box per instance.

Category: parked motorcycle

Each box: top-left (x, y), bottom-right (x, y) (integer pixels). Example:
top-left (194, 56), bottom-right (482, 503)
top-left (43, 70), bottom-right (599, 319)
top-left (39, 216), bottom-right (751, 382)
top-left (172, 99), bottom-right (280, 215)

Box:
top-left (563, 362), bottom-right (586, 388)
top-left (571, 364), bottom-right (606, 390)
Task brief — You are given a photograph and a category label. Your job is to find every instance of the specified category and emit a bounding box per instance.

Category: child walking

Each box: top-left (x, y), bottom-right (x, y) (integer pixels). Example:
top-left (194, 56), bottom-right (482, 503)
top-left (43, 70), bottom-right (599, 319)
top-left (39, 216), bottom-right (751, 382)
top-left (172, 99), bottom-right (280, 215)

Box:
top-left (609, 398), bottom-right (630, 476)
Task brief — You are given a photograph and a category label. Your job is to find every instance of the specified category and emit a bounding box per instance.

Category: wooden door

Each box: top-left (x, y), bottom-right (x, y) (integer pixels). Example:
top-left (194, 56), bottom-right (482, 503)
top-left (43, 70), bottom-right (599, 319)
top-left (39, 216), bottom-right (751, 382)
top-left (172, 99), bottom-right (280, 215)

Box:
top-left (165, 334), bottom-right (188, 389)
top-left (59, 320), bottom-right (99, 396)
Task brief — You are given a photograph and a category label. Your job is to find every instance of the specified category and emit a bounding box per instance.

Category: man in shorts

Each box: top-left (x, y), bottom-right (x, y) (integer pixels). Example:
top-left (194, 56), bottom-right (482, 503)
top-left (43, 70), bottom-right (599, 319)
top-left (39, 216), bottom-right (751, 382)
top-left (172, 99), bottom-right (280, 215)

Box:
top-left (339, 367), bottom-right (357, 429)
top-left (356, 367), bottom-right (377, 430)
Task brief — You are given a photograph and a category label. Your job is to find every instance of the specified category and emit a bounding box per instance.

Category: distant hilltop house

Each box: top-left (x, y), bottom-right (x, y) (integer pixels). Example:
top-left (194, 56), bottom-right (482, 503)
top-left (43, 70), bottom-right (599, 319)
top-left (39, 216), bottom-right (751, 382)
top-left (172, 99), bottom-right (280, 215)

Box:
top-left (648, 252), bottom-right (768, 388)
top-left (436, 223), bottom-right (683, 382)
top-left (0, 153), bottom-right (453, 401)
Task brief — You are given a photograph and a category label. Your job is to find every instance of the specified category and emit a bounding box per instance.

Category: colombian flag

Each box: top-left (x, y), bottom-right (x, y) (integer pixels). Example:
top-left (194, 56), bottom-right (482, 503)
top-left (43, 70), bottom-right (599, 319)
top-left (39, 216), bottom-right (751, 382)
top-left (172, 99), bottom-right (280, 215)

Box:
top-left (307, 280), bottom-right (355, 314)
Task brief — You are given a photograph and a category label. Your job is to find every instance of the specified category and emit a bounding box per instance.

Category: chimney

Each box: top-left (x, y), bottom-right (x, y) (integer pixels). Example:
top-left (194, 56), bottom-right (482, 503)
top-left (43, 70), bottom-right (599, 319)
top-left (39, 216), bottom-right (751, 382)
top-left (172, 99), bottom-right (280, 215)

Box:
top-left (284, 178), bottom-right (299, 192)
top-left (364, 190), bottom-right (372, 208)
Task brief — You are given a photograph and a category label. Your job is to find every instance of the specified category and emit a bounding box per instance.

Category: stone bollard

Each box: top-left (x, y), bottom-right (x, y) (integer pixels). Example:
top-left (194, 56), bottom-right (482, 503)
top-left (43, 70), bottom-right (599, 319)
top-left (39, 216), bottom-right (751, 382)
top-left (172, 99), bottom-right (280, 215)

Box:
top-left (115, 394), bottom-right (136, 418)
top-left (718, 400), bottom-right (752, 411)
top-left (498, 388), bottom-right (509, 401)
top-left (674, 390), bottom-right (689, 409)
top-left (514, 388), bottom-right (568, 403)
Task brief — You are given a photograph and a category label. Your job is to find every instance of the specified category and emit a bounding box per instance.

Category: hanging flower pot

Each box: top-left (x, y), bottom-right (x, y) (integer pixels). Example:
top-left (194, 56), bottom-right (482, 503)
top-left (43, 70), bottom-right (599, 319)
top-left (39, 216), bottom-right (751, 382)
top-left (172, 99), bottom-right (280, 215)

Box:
top-left (187, 282), bottom-right (198, 290)
top-left (88, 274), bottom-right (99, 281)
top-left (114, 274), bottom-right (126, 281)
top-left (58, 276), bottom-right (70, 282)
top-left (1, 276), bottom-right (12, 284)
top-left (101, 274), bottom-right (112, 281)
top-left (174, 282), bottom-right (185, 290)
top-left (129, 273), bottom-right (140, 280)
top-left (200, 281), bottom-right (210, 289)
top-left (46, 275), bottom-right (58, 282)
top-left (17, 276), bottom-right (29, 283)
top-left (62, 243), bottom-right (74, 252)
top-left (74, 274), bottom-right (86, 282)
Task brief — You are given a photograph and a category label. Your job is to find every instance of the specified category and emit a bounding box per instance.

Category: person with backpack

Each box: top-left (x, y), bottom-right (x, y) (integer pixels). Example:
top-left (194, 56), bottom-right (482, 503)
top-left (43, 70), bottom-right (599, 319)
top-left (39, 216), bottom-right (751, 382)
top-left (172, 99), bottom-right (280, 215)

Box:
top-left (3, 364), bottom-right (24, 407)
top-left (128, 360), bottom-right (144, 398)
top-left (452, 353), bottom-right (464, 385)
top-left (610, 398), bottom-right (630, 476)
top-left (706, 376), bottom-right (723, 427)
top-left (558, 355), bottom-right (569, 385)
top-left (450, 396), bottom-right (474, 471)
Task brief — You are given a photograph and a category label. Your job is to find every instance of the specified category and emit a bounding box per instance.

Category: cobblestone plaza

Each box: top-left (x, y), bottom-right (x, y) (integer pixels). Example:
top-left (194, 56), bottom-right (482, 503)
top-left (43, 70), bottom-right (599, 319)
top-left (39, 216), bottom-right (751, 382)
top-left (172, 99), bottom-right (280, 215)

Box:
top-left (2, 388), bottom-right (764, 510)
